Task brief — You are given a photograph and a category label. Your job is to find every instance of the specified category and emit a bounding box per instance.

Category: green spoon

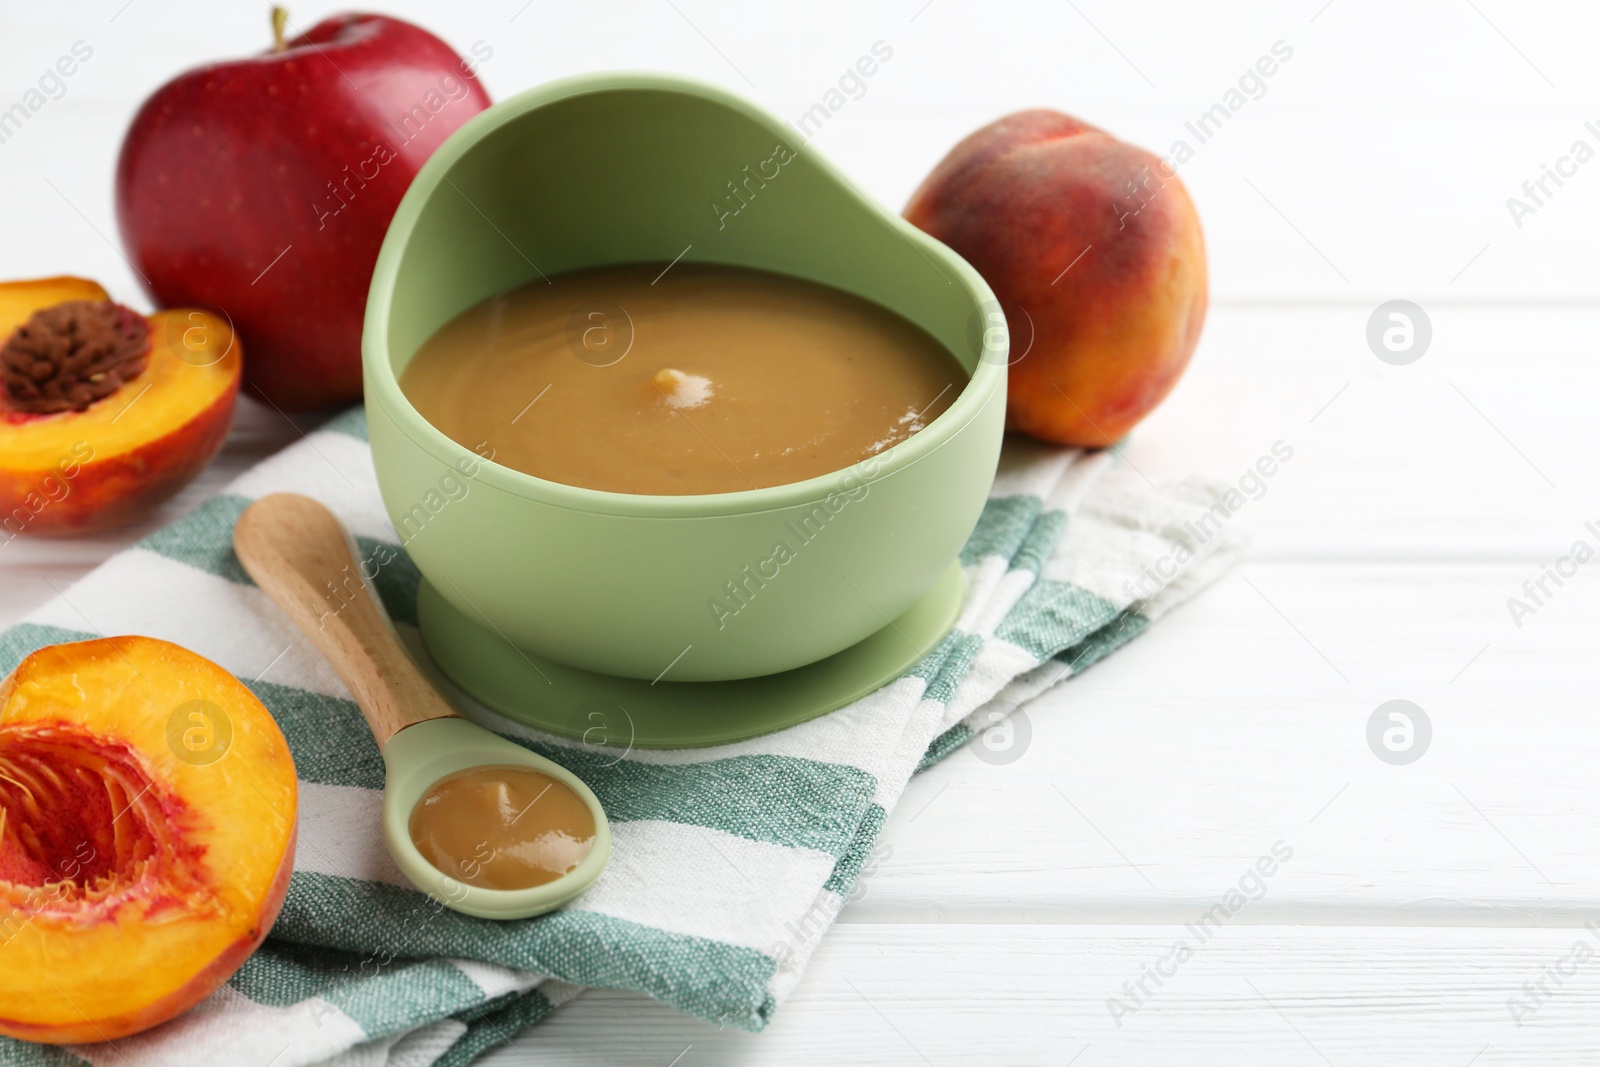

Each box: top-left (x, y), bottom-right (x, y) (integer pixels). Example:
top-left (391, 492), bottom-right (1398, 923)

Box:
top-left (234, 492), bottom-right (610, 920)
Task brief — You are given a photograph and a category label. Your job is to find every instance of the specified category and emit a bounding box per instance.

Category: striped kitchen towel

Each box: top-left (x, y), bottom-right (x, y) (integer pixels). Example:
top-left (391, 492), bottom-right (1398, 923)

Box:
top-left (0, 406), bottom-right (1246, 1066)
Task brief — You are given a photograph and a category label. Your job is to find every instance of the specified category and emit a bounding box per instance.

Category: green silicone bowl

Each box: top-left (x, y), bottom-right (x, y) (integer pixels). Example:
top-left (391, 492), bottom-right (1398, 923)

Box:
top-left (363, 72), bottom-right (1006, 683)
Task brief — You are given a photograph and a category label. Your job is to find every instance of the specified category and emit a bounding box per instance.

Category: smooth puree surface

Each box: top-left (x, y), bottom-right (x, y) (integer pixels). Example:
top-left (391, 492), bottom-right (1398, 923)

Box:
top-left (408, 765), bottom-right (596, 890)
top-left (399, 263), bottom-right (966, 495)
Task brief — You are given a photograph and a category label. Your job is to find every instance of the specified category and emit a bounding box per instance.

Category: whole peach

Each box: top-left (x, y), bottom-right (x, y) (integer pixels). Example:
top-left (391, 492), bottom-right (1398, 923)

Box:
top-left (905, 110), bottom-right (1207, 447)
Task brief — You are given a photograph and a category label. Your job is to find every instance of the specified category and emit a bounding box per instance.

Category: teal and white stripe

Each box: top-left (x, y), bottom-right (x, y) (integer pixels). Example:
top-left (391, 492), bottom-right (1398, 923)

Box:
top-left (0, 408), bottom-right (1244, 1066)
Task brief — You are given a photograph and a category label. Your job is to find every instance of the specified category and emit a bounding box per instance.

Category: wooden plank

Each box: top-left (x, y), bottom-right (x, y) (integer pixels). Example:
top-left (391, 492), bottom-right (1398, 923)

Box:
top-left (14, 547), bottom-right (1596, 917)
top-left (492, 923), bottom-right (1600, 1065)
top-left (6, 3), bottom-right (1600, 302)
top-left (1127, 306), bottom-right (1600, 560)
top-left (4, 299), bottom-right (1593, 624)
top-left (12, 102), bottom-right (1600, 305)
top-left (6, 299), bottom-right (1593, 585)
top-left (862, 560), bottom-right (1600, 920)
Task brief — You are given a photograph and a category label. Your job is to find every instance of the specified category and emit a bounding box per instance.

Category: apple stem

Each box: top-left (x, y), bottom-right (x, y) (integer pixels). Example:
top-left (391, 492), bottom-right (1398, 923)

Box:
top-left (271, 6), bottom-right (288, 52)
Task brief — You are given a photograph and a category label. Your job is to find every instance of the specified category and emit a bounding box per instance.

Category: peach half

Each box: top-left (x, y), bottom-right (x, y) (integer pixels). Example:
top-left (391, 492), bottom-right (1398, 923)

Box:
top-left (0, 637), bottom-right (297, 1043)
top-left (0, 277), bottom-right (241, 536)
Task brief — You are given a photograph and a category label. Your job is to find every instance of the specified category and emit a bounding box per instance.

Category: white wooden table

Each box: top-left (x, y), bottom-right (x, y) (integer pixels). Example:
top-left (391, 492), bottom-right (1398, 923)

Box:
top-left (5, 2), bottom-right (1599, 1062)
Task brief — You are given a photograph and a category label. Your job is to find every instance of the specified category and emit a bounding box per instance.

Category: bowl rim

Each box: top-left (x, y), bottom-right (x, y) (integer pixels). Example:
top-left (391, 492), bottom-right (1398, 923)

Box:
top-left (363, 70), bottom-right (1006, 519)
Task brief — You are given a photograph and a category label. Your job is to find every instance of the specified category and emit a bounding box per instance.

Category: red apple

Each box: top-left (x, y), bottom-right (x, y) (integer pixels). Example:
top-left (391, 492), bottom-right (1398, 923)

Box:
top-left (115, 9), bottom-right (491, 410)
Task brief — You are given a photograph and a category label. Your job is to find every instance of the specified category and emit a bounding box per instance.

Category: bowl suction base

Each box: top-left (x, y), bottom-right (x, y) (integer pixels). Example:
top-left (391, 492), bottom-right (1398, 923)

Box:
top-left (416, 563), bottom-right (964, 749)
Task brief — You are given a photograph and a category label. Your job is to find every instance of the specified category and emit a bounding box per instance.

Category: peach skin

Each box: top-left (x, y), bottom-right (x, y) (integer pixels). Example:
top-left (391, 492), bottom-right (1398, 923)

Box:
top-left (906, 110), bottom-right (1207, 447)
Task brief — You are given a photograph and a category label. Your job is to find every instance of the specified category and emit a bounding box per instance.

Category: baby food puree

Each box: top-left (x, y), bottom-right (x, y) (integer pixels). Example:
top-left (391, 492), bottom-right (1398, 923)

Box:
top-left (400, 263), bottom-right (964, 495)
top-left (408, 765), bottom-right (596, 890)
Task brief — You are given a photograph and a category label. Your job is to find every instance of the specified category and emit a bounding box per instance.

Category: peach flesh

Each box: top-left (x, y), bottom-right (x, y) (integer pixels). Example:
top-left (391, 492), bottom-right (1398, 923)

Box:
top-left (0, 636), bottom-right (297, 1043)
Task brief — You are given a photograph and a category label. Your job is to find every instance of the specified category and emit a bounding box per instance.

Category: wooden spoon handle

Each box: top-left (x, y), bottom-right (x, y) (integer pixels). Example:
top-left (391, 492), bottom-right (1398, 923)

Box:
top-left (233, 492), bottom-right (459, 748)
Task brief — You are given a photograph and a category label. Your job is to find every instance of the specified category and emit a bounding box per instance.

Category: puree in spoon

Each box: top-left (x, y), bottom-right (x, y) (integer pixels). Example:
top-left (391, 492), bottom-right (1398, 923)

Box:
top-left (408, 765), bottom-right (597, 890)
top-left (399, 263), bottom-right (965, 495)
